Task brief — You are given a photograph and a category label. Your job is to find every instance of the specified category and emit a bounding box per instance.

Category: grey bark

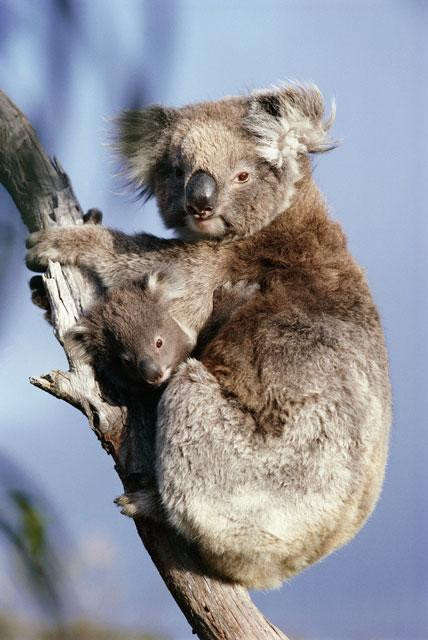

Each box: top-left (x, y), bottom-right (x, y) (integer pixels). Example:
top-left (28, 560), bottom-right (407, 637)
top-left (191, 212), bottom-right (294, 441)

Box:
top-left (0, 90), bottom-right (289, 640)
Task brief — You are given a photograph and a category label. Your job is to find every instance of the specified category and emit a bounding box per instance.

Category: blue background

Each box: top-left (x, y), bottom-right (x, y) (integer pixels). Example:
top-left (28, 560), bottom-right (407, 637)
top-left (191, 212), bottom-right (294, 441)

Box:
top-left (0, 1), bottom-right (427, 638)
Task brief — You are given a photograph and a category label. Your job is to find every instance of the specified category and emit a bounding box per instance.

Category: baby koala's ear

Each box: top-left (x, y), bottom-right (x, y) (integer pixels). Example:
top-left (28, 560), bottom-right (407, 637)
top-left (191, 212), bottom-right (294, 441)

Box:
top-left (63, 320), bottom-right (94, 364)
top-left (114, 105), bottom-right (178, 199)
top-left (139, 272), bottom-right (197, 346)
top-left (244, 83), bottom-right (337, 168)
top-left (140, 271), bottom-right (187, 303)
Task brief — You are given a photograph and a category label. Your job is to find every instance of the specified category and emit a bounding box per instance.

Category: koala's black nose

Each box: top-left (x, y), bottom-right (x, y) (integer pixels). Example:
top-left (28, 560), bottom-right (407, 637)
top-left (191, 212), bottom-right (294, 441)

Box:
top-left (138, 358), bottom-right (163, 384)
top-left (185, 171), bottom-right (217, 219)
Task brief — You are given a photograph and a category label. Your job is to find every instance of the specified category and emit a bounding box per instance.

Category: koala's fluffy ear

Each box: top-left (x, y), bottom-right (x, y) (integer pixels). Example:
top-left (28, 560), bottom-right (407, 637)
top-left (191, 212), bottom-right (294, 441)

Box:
top-left (139, 273), bottom-right (196, 345)
top-left (140, 271), bottom-right (187, 303)
top-left (115, 106), bottom-right (178, 198)
top-left (244, 84), bottom-right (337, 169)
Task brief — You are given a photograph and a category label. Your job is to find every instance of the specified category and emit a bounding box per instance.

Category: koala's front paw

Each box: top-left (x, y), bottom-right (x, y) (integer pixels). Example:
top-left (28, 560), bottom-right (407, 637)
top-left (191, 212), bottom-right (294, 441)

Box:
top-left (26, 228), bottom-right (69, 271)
top-left (114, 489), bottom-right (162, 521)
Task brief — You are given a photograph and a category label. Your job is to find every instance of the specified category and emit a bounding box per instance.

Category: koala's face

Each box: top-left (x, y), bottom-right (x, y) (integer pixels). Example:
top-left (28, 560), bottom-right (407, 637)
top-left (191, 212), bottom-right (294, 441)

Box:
top-left (115, 307), bottom-right (192, 386)
top-left (117, 85), bottom-right (335, 240)
top-left (66, 278), bottom-right (193, 388)
top-left (154, 108), bottom-right (286, 239)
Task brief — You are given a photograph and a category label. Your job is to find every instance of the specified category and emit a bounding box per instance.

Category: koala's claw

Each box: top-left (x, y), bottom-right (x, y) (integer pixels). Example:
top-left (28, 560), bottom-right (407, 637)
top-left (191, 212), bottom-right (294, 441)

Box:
top-left (83, 208), bottom-right (103, 225)
top-left (29, 274), bottom-right (52, 323)
top-left (25, 231), bottom-right (42, 249)
top-left (114, 490), bottom-right (161, 521)
top-left (25, 228), bottom-right (65, 271)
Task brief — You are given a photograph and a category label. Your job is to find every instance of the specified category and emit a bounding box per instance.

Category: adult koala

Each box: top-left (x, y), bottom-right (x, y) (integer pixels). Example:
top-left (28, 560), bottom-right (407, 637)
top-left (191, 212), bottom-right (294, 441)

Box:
top-left (26, 85), bottom-right (391, 589)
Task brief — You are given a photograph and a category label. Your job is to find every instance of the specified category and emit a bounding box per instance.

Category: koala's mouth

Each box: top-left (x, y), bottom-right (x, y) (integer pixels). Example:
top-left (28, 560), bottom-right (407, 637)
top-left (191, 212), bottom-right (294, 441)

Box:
top-left (193, 215), bottom-right (215, 229)
top-left (186, 210), bottom-right (228, 237)
top-left (145, 366), bottom-right (172, 386)
top-left (187, 205), bottom-right (214, 221)
top-left (186, 204), bottom-right (216, 230)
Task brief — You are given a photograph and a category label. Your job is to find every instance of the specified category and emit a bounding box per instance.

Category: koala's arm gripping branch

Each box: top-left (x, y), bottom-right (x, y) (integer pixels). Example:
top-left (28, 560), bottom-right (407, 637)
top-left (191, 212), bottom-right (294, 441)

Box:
top-left (0, 90), bottom-right (289, 640)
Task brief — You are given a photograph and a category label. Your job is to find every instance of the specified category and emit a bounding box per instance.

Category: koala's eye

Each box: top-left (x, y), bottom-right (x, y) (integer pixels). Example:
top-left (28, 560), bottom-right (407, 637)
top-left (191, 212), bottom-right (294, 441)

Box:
top-left (155, 338), bottom-right (163, 349)
top-left (234, 171), bottom-right (249, 183)
top-left (121, 353), bottom-right (132, 364)
top-left (174, 166), bottom-right (184, 179)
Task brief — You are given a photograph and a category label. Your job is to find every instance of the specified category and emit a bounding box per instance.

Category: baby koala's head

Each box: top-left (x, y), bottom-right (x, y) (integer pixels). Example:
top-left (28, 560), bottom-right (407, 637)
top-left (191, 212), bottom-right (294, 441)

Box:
top-left (65, 273), bottom-right (193, 387)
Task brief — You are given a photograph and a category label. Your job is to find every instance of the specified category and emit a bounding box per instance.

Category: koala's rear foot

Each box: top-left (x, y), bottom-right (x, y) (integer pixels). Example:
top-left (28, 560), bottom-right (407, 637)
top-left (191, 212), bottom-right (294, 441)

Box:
top-left (115, 488), bottom-right (163, 522)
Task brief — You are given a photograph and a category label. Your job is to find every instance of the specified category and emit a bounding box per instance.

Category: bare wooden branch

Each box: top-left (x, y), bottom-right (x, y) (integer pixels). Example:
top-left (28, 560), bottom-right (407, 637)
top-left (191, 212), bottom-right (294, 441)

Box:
top-left (0, 90), bottom-right (289, 640)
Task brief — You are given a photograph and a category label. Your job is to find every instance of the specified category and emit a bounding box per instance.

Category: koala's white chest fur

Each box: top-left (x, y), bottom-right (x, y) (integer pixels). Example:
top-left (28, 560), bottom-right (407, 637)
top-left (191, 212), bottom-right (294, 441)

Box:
top-left (154, 340), bottom-right (390, 588)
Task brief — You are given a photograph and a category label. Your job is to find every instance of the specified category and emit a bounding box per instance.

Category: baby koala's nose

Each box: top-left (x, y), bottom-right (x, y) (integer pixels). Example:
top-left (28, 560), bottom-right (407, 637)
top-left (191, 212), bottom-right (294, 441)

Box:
top-left (138, 358), bottom-right (164, 385)
top-left (185, 171), bottom-right (217, 220)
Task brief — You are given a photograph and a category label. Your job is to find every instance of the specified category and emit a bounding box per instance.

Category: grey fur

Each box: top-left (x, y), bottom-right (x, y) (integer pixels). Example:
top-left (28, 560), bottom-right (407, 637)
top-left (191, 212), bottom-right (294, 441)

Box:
top-left (64, 273), bottom-right (194, 387)
top-left (26, 84), bottom-right (391, 589)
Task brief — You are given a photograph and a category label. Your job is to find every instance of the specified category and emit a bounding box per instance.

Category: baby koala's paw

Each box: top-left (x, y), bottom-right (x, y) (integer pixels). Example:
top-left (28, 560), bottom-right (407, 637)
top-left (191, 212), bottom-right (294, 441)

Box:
top-left (114, 489), bottom-right (162, 521)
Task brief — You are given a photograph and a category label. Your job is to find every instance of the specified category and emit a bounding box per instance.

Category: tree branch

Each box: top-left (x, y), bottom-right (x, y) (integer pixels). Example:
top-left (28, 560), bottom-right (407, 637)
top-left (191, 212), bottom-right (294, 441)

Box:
top-left (0, 90), bottom-right (289, 640)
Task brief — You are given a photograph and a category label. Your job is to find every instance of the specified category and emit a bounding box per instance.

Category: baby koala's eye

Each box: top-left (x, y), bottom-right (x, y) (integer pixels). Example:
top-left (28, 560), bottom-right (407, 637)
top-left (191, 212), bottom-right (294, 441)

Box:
top-left (174, 166), bottom-right (184, 179)
top-left (234, 171), bottom-right (249, 184)
top-left (121, 353), bottom-right (132, 364)
top-left (155, 337), bottom-right (163, 349)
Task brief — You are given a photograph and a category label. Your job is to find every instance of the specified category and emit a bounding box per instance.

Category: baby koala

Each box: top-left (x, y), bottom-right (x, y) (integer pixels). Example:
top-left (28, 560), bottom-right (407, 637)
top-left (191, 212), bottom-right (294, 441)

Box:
top-left (65, 272), bottom-right (194, 389)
